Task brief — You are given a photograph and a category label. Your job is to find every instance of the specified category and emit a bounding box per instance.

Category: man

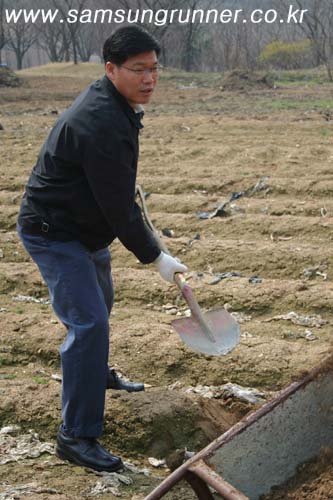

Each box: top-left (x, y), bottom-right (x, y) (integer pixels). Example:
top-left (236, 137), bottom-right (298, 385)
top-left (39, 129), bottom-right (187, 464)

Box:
top-left (17, 25), bottom-right (187, 473)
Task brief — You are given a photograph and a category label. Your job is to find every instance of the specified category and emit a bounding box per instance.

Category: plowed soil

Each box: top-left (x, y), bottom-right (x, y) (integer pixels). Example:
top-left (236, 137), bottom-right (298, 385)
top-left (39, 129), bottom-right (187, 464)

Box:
top-left (262, 449), bottom-right (333, 499)
top-left (0, 63), bottom-right (332, 499)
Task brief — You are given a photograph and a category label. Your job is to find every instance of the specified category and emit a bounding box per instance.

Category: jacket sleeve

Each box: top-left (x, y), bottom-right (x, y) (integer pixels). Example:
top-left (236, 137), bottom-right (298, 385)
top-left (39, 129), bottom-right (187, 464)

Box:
top-left (82, 124), bottom-right (161, 264)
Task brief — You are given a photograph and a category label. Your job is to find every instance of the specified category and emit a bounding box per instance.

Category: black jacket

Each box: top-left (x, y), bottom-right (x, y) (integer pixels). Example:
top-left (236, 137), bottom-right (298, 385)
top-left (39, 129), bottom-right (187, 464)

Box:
top-left (18, 75), bottom-right (160, 264)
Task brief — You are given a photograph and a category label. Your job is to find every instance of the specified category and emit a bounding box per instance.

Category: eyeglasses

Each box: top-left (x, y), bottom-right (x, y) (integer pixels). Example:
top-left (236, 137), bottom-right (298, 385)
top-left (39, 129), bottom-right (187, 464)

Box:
top-left (120, 65), bottom-right (161, 77)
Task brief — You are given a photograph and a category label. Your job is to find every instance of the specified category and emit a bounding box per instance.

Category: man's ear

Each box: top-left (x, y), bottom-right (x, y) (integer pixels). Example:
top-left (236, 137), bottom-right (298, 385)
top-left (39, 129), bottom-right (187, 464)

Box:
top-left (105, 61), bottom-right (116, 82)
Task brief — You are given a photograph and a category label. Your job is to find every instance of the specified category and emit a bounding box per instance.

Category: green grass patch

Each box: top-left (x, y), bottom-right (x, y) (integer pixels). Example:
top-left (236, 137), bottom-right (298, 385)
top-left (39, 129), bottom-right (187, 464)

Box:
top-left (0, 357), bottom-right (13, 367)
top-left (0, 373), bottom-right (17, 380)
top-left (32, 375), bottom-right (49, 385)
top-left (272, 67), bottom-right (329, 86)
top-left (268, 98), bottom-right (333, 111)
top-left (320, 128), bottom-right (333, 137)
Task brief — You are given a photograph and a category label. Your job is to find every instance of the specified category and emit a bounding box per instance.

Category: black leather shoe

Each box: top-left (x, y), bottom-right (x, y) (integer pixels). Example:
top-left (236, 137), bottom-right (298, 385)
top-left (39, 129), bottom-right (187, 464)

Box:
top-left (106, 369), bottom-right (144, 392)
top-left (56, 430), bottom-right (123, 472)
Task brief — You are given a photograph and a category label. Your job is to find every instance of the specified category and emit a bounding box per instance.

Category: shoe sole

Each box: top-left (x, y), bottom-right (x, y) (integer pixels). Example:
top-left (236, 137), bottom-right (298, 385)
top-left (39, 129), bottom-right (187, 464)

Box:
top-left (107, 384), bottom-right (145, 392)
top-left (56, 445), bottom-right (123, 473)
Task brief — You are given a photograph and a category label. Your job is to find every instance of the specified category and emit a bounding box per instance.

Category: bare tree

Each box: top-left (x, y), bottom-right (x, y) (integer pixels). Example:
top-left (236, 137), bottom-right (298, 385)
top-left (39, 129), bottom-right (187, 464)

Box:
top-left (52, 0), bottom-right (87, 64)
top-left (5, 0), bottom-right (332, 75)
top-left (180, 0), bottom-right (218, 71)
top-left (36, 21), bottom-right (67, 62)
top-left (76, 23), bottom-right (95, 61)
top-left (115, 0), bottom-right (189, 66)
top-left (280, 0), bottom-right (333, 81)
top-left (0, 0), bottom-right (7, 64)
top-left (6, 8), bottom-right (37, 69)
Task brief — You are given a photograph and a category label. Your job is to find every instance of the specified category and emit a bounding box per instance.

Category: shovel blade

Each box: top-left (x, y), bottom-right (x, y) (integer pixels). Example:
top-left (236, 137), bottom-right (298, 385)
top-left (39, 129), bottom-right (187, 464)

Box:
top-left (171, 309), bottom-right (240, 356)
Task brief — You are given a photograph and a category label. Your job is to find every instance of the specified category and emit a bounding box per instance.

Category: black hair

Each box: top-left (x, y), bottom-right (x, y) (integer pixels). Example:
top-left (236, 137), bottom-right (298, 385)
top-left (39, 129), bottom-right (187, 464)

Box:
top-left (103, 25), bottom-right (161, 65)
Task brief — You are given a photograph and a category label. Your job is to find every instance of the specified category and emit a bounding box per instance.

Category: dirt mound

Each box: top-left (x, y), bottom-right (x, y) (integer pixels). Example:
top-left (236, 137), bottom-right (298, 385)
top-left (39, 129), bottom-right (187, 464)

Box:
top-left (99, 389), bottom-right (240, 459)
top-left (262, 448), bottom-right (333, 499)
top-left (0, 365), bottom-right (239, 459)
top-left (222, 69), bottom-right (275, 91)
top-left (0, 66), bottom-right (22, 87)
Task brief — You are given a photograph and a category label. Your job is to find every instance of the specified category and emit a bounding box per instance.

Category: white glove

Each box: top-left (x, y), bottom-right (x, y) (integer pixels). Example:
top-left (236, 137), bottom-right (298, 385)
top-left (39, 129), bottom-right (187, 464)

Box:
top-left (154, 251), bottom-right (188, 283)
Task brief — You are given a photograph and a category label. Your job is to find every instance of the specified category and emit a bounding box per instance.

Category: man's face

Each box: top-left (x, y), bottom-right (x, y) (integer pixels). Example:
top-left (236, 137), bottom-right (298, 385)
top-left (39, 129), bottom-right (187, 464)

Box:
top-left (106, 51), bottom-right (158, 108)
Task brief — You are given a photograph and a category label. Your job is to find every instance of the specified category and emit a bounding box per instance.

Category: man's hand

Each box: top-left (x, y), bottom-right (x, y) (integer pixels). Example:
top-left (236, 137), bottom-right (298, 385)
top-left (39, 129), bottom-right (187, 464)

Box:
top-left (154, 252), bottom-right (188, 283)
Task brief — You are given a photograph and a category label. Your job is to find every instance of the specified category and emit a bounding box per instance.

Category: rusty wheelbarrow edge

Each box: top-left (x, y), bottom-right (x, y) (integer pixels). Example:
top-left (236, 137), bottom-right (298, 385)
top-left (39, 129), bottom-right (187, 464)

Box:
top-left (144, 355), bottom-right (333, 500)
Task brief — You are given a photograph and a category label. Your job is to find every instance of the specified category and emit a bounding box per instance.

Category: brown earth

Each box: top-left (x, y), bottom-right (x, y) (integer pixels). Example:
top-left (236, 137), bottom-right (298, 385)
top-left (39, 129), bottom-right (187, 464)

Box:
top-left (261, 448), bottom-right (333, 499)
top-left (0, 66), bottom-right (22, 88)
top-left (221, 69), bottom-right (275, 91)
top-left (0, 63), bottom-right (333, 498)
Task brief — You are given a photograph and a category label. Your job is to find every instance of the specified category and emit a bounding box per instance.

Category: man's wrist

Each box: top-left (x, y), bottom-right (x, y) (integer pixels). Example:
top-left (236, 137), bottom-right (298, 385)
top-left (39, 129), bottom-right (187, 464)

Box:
top-left (153, 251), bottom-right (164, 264)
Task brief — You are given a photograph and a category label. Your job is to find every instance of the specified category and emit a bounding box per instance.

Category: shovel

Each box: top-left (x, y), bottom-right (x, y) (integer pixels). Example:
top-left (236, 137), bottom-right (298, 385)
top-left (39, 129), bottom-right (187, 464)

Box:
top-left (136, 186), bottom-right (240, 356)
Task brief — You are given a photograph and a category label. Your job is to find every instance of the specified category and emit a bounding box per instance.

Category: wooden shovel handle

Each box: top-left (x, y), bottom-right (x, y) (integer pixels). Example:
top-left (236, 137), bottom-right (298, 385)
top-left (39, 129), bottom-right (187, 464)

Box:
top-left (136, 185), bottom-right (215, 343)
top-left (174, 273), bottom-right (216, 343)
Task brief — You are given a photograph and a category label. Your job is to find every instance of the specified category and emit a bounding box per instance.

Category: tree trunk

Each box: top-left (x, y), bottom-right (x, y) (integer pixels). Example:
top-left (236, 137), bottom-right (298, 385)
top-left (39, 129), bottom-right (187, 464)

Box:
top-left (16, 52), bottom-right (23, 70)
top-left (0, 0), bottom-right (4, 65)
top-left (183, 25), bottom-right (195, 72)
top-left (326, 61), bottom-right (333, 82)
top-left (72, 33), bottom-right (78, 64)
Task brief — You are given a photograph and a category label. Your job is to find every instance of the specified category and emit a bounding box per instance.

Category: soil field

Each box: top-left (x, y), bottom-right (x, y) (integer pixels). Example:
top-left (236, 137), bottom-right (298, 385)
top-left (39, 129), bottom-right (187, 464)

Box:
top-left (0, 63), bottom-right (333, 499)
top-left (262, 448), bottom-right (333, 499)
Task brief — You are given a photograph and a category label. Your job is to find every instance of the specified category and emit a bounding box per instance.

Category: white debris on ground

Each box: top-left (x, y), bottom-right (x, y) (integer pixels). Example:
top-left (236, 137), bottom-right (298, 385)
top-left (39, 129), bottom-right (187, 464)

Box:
top-left (0, 425), bottom-right (21, 434)
top-left (161, 304), bottom-right (191, 317)
top-left (162, 303), bottom-right (178, 315)
top-left (0, 483), bottom-right (61, 499)
top-left (177, 82), bottom-right (197, 90)
top-left (185, 448), bottom-right (196, 459)
top-left (184, 385), bottom-right (220, 399)
top-left (303, 330), bottom-right (317, 341)
top-left (12, 294), bottom-right (50, 305)
top-left (221, 383), bottom-right (266, 404)
top-left (265, 311), bottom-right (328, 328)
top-left (282, 329), bottom-right (318, 341)
top-left (231, 312), bottom-right (252, 323)
top-left (184, 383), bottom-right (266, 404)
top-left (0, 426), bottom-right (55, 465)
top-left (148, 457), bottom-right (166, 468)
top-left (167, 380), bottom-right (183, 390)
top-left (123, 461), bottom-right (151, 476)
top-left (302, 266), bottom-right (327, 281)
top-left (85, 473), bottom-right (132, 497)
top-left (84, 462), bottom-right (151, 497)
top-left (241, 331), bottom-right (254, 339)
top-left (0, 437), bottom-right (152, 499)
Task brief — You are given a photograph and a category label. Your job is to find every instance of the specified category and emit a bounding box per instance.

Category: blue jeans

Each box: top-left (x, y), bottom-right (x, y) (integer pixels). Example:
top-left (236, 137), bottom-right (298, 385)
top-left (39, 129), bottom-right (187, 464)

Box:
top-left (17, 224), bottom-right (113, 438)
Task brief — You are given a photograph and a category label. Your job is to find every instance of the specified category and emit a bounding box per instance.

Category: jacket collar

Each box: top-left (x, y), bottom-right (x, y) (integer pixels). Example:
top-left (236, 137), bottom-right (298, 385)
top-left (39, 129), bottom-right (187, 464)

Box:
top-left (102, 75), bottom-right (144, 130)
